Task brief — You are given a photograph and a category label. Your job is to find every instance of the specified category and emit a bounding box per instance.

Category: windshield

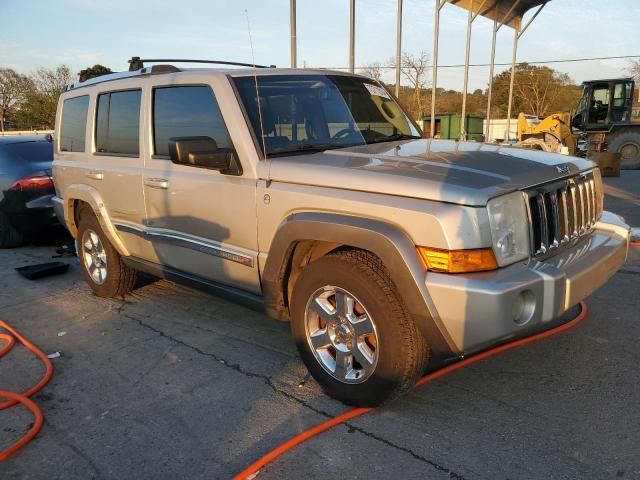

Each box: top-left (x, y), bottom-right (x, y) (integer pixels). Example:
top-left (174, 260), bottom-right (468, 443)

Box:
top-left (233, 74), bottom-right (421, 156)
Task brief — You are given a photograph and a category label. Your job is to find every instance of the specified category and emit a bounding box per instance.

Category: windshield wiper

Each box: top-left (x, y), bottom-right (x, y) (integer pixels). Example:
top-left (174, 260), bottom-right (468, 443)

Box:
top-left (366, 134), bottom-right (422, 145)
top-left (270, 143), bottom-right (359, 155)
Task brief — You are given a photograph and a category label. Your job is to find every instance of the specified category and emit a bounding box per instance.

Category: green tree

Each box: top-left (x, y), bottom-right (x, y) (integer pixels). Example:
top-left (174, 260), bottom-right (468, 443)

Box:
top-left (15, 65), bottom-right (74, 130)
top-left (79, 64), bottom-right (112, 82)
top-left (490, 64), bottom-right (580, 118)
top-left (0, 68), bottom-right (32, 131)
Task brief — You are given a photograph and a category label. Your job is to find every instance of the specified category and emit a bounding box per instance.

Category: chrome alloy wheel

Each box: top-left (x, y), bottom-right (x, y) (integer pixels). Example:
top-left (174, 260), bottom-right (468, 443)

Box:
top-left (81, 229), bottom-right (108, 285)
top-left (304, 286), bottom-right (379, 384)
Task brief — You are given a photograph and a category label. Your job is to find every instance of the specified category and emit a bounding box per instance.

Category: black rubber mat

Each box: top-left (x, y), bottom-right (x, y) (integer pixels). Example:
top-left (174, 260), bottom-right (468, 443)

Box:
top-left (15, 262), bottom-right (69, 280)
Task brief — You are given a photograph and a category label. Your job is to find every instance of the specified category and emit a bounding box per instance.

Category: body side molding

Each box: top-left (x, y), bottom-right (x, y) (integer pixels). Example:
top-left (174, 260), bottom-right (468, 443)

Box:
top-left (114, 222), bottom-right (255, 267)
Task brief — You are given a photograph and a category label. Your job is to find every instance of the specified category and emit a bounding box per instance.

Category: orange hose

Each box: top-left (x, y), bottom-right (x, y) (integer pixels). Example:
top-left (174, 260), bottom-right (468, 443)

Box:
top-left (0, 333), bottom-right (15, 357)
top-left (0, 391), bottom-right (43, 462)
top-left (234, 301), bottom-right (589, 480)
top-left (0, 320), bottom-right (54, 462)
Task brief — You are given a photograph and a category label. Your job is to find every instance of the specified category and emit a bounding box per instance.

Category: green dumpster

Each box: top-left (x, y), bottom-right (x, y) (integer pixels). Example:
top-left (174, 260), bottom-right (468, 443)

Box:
top-left (422, 113), bottom-right (484, 141)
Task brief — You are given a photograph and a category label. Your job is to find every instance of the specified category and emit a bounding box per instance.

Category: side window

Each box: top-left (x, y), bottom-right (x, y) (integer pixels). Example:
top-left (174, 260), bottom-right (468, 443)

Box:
top-left (60, 96), bottom-right (89, 152)
top-left (96, 90), bottom-right (141, 155)
top-left (153, 86), bottom-right (233, 157)
top-left (611, 82), bottom-right (633, 122)
top-left (588, 85), bottom-right (610, 124)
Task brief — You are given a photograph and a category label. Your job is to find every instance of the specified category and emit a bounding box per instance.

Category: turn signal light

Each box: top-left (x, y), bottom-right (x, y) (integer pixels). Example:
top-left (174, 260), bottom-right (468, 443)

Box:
top-left (417, 247), bottom-right (498, 273)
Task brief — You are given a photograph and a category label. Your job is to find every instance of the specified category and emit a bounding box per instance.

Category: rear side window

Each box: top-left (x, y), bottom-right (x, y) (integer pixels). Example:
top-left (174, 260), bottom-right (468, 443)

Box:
top-left (153, 86), bottom-right (232, 156)
top-left (96, 90), bottom-right (141, 155)
top-left (60, 96), bottom-right (89, 152)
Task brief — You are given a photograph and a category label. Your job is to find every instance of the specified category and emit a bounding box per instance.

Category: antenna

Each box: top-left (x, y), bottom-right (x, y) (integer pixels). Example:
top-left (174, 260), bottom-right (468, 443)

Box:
top-left (245, 9), bottom-right (268, 161)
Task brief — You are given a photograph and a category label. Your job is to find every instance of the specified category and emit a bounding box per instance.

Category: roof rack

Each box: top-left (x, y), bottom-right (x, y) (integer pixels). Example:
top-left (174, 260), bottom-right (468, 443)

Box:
top-left (63, 57), bottom-right (277, 92)
top-left (128, 56), bottom-right (275, 71)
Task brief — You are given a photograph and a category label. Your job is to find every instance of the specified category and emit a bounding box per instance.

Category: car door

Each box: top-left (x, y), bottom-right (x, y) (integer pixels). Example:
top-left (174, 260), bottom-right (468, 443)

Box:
top-left (90, 85), bottom-right (151, 259)
top-left (141, 78), bottom-right (260, 294)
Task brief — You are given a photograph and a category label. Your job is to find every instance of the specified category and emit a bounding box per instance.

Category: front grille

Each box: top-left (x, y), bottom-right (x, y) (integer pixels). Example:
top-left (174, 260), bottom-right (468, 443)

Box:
top-left (526, 170), bottom-right (601, 258)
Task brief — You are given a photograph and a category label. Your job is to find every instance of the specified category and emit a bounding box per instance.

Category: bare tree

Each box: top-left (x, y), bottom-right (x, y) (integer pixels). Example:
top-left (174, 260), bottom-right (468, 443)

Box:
top-left (628, 59), bottom-right (640, 82)
top-left (0, 68), bottom-right (32, 131)
top-left (17, 65), bottom-right (74, 129)
top-left (388, 50), bottom-right (430, 119)
top-left (33, 65), bottom-right (74, 97)
top-left (360, 62), bottom-right (386, 83)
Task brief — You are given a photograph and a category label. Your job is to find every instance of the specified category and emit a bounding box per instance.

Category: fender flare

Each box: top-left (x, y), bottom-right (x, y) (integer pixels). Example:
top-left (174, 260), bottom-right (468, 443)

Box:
top-left (61, 184), bottom-right (130, 257)
top-left (262, 212), bottom-right (459, 359)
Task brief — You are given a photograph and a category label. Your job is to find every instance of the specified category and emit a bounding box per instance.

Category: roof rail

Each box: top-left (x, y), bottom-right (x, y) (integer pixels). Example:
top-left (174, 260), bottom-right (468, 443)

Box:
top-left (128, 56), bottom-right (275, 71)
top-left (63, 64), bottom-right (181, 92)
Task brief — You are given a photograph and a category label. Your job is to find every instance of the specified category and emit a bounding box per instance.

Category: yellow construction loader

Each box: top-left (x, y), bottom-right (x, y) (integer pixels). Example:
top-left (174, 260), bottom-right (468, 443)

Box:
top-left (516, 78), bottom-right (640, 169)
top-left (516, 112), bottom-right (576, 155)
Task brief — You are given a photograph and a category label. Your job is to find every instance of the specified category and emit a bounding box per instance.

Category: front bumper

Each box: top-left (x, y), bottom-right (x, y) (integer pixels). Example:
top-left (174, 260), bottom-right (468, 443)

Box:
top-left (425, 211), bottom-right (630, 354)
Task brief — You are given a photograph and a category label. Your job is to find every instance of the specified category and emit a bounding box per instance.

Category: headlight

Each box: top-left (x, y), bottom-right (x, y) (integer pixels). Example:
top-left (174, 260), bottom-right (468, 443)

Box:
top-left (487, 191), bottom-right (530, 266)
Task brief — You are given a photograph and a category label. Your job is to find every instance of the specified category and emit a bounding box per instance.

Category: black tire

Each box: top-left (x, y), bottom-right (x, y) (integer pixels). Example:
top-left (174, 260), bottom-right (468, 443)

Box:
top-left (77, 207), bottom-right (137, 297)
top-left (290, 249), bottom-right (429, 406)
top-left (608, 130), bottom-right (640, 169)
top-left (0, 211), bottom-right (24, 248)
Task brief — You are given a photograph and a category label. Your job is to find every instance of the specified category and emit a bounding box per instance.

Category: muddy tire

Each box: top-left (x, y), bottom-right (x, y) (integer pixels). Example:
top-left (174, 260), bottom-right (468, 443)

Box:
top-left (290, 249), bottom-right (429, 406)
top-left (608, 130), bottom-right (640, 169)
top-left (0, 211), bottom-right (24, 248)
top-left (76, 208), bottom-right (137, 297)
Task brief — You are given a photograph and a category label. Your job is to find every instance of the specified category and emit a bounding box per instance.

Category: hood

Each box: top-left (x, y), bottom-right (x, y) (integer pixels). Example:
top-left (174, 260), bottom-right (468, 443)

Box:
top-left (267, 139), bottom-right (595, 206)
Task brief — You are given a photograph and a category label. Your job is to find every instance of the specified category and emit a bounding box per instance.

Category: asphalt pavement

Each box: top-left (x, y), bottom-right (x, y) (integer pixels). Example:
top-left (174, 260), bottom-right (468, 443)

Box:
top-left (1, 172), bottom-right (639, 480)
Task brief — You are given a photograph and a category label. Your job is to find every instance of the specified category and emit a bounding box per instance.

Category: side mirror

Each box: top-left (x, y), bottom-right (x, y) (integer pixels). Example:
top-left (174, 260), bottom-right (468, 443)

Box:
top-left (168, 136), bottom-right (242, 175)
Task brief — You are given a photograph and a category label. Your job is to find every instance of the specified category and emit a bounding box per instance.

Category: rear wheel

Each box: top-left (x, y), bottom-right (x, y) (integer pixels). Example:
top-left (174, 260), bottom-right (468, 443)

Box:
top-left (608, 131), bottom-right (640, 169)
top-left (0, 212), bottom-right (24, 248)
top-left (290, 250), bottom-right (429, 406)
top-left (77, 208), bottom-right (136, 297)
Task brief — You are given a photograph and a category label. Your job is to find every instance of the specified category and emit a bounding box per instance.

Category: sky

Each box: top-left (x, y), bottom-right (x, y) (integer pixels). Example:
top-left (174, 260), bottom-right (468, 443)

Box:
top-left (1, 0), bottom-right (638, 91)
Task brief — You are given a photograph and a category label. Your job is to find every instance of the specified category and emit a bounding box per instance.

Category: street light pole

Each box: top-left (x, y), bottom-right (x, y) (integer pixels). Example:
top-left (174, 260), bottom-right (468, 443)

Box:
top-left (430, 0), bottom-right (445, 139)
top-left (290, 0), bottom-right (297, 68)
top-left (505, 29), bottom-right (518, 142)
top-left (395, 0), bottom-right (403, 98)
top-left (460, 8), bottom-right (473, 141)
top-left (349, 0), bottom-right (356, 73)
top-left (485, 18), bottom-right (498, 141)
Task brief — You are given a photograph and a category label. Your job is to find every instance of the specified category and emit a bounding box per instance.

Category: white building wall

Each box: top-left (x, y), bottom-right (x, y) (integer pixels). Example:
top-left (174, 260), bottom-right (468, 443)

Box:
top-left (483, 119), bottom-right (517, 142)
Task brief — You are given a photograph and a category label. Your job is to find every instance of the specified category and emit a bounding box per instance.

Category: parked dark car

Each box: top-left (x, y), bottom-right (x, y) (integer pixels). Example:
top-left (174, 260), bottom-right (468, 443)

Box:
top-left (0, 135), bottom-right (57, 248)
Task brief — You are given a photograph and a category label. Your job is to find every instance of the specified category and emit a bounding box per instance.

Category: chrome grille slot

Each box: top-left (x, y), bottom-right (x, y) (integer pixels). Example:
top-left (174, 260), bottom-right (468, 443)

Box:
top-left (577, 183), bottom-right (585, 234)
top-left (526, 170), bottom-right (601, 259)
top-left (588, 178), bottom-right (596, 225)
top-left (559, 187), bottom-right (569, 245)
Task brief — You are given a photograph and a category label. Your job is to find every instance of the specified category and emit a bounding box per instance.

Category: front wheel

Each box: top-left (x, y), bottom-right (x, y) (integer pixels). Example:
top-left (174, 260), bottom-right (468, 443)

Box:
top-left (608, 130), bottom-right (640, 169)
top-left (290, 250), bottom-right (429, 406)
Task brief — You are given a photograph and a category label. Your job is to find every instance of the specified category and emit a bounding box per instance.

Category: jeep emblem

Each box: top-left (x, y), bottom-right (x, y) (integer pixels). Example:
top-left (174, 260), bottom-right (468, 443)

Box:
top-left (556, 164), bottom-right (570, 174)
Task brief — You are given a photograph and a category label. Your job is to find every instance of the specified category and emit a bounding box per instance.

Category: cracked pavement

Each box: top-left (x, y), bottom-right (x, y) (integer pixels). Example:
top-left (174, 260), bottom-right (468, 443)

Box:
top-left (1, 173), bottom-right (640, 479)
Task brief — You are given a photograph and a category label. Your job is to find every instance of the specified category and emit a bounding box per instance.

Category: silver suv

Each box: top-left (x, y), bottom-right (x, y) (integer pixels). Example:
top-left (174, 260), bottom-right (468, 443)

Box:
top-left (52, 59), bottom-right (630, 406)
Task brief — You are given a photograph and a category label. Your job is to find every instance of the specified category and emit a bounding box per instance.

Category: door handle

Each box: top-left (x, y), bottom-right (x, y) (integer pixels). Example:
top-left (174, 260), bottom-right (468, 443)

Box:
top-left (86, 170), bottom-right (104, 180)
top-left (144, 178), bottom-right (169, 189)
